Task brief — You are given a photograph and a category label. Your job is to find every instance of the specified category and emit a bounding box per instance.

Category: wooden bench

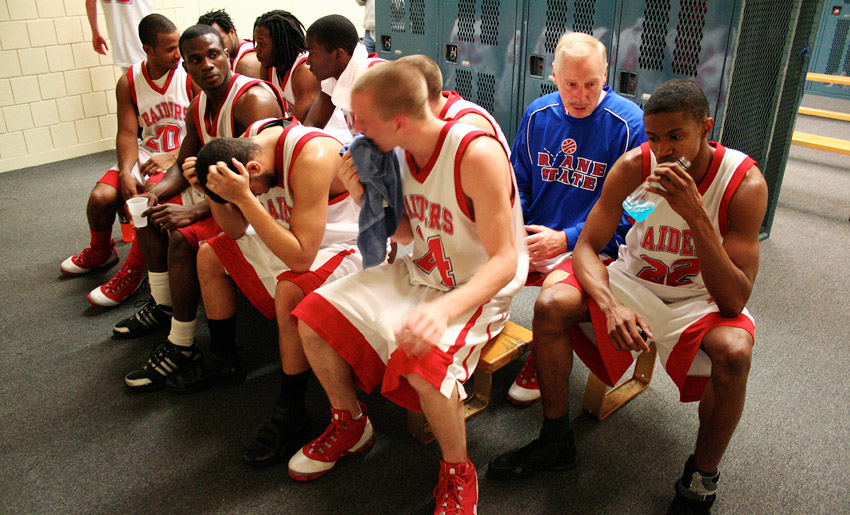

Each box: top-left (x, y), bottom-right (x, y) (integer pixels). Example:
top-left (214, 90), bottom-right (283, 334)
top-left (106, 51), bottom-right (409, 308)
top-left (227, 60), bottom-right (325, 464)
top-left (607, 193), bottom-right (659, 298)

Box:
top-left (406, 322), bottom-right (658, 443)
top-left (793, 73), bottom-right (850, 156)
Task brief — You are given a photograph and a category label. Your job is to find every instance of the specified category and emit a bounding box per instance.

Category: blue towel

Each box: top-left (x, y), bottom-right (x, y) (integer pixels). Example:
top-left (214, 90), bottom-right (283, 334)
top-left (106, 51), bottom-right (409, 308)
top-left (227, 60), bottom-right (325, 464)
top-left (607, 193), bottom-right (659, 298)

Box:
top-left (346, 134), bottom-right (404, 268)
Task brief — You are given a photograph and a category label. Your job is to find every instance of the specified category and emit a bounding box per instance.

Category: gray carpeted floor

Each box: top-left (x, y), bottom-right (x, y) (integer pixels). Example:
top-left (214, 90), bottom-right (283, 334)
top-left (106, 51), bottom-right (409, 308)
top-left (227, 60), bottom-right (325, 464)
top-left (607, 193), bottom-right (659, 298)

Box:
top-left (1, 97), bottom-right (848, 514)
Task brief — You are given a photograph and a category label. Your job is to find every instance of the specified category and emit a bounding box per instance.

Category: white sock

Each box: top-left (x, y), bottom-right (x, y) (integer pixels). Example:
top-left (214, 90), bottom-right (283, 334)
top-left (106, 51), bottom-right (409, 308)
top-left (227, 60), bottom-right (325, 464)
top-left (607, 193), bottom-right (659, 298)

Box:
top-left (168, 318), bottom-right (197, 348)
top-left (148, 271), bottom-right (171, 307)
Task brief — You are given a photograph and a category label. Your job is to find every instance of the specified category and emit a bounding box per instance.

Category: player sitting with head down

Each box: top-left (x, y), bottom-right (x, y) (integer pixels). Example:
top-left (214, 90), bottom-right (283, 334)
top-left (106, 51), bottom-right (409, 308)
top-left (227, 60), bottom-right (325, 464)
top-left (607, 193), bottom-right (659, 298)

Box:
top-left (184, 118), bottom-right (361, 464)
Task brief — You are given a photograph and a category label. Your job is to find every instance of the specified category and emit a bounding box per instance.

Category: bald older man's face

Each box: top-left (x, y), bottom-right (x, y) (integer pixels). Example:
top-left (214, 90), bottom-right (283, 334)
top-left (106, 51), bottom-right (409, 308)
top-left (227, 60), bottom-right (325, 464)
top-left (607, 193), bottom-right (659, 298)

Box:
top-left (552, 53), bottom-right (607, 118)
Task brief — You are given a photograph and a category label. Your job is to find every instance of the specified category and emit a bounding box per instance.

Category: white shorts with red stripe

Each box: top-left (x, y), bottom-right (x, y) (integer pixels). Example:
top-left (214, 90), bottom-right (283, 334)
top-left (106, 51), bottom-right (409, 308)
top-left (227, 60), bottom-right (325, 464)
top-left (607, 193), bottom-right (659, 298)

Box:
top-left (291, 260), bottom-right (512, 412)
top-left (207, 227), bottom-right (361, 319)
top-left (566, 262), bottom-right (755, 402)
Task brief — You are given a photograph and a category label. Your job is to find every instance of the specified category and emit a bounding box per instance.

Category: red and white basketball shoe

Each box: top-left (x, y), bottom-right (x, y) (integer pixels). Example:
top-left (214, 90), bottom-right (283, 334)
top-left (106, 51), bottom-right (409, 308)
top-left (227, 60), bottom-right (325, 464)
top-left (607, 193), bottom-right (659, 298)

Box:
top-left (60, 241), bottom-right (119, 276)
top-left (288, 402), bottom-right (375, 481)
top-left (507, 353), bottom-right (541, 406)
top-left (87, 262), bottom-right (143, 307)
top-left (434, 459), bottom-right (478, 515)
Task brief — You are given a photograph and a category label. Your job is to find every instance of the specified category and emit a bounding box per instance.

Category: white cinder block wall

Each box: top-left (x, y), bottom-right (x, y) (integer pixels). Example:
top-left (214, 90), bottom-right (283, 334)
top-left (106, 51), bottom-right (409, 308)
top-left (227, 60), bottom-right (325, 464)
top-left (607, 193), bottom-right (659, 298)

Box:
top-left (0, 0), bottom-right (364, 173)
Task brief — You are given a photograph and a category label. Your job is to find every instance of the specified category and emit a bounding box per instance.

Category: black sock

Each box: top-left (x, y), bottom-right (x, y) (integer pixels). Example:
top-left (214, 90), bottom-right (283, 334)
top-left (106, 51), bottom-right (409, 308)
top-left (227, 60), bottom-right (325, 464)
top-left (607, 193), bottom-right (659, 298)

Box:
top-left (277, 369), bottom-right (310, 410)
top-left (541, 413), bottom-right (572, 442)
top-left (208, 316), bottom-right (237, 358)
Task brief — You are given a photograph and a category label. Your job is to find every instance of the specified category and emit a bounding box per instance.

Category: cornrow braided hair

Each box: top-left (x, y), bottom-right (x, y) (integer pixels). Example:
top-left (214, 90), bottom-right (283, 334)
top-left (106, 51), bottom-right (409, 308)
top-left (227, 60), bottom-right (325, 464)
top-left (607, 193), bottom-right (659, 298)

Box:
top-left (197, 9), bottom-right (235, 33)
top-left (254, 10), bottom-right (306, 71)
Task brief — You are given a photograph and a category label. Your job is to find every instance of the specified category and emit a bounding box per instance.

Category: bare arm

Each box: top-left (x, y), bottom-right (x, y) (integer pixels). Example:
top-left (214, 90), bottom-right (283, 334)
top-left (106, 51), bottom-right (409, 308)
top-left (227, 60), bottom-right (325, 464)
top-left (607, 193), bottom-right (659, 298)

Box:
top-left (114, 74), bottom-right (141, 200)
top-left (85, 0), bottom-right (108, 55)
top-left (648, 163), bottom-right (766, 316)
top-left (573, 148), bottom-right (651, 352)
top-left (302, 91), bottom-right (335, 130)
top-left (232, 86), bottom-right (284, 136)
top-left (235, 51), bottom-right (263, 79)
top-left (290, 65), bottom-right (321, 121)
top-left (400, 136), bottom-right (518, 353)
top-left (147, 102), bottom-right (200, 203)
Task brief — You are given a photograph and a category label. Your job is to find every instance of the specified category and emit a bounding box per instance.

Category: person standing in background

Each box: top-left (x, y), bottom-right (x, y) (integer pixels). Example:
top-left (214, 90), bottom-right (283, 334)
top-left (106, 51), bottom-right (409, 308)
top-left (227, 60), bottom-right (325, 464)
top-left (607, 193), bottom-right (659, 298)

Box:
top-left (355, 0), bottom-right (376, 53)
top-left (86, 0), bottom-right (154, 70)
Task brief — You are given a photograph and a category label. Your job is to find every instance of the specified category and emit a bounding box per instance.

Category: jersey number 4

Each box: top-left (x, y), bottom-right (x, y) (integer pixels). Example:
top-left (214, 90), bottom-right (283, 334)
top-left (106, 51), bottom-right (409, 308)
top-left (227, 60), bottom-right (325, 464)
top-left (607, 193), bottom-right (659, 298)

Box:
top-left (636, 255), bottom-right (700, 286)
top-left (414, 236), bottom-right (456, 288)
top-left (143, 123), bottom-right (181, 153)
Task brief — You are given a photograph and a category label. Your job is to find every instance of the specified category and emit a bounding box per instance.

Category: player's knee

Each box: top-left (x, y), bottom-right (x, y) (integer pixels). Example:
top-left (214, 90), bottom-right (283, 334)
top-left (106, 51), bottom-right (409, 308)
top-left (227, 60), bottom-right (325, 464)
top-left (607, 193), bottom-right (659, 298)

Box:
top-left (88, 183), bottom-right (119, 211)
top-left (710, 333), bottom-right (753, 378)
top-left (168, 230), bottom-right (194, 257)
top-left (534, 285), bottom-right (584, 328)
top-left (297, 320), bottom-right (322, 349)
top-left (275, 281), bottom-right (305, 318)
top-left (405, 373), bottom-right (437, 395)
top-left (196, 243), bottom-right (221, 278)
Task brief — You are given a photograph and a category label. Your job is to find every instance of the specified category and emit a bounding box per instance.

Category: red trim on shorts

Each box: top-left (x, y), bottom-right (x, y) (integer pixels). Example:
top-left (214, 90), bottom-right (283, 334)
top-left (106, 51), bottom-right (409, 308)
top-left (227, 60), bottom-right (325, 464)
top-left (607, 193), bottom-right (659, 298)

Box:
top-left (453, 130), bottom-right (489, 221)
top-left (718, 158), bottom-right (756, 237)
top-left (666, 311), bottom-right (754, 402)
top-left (383, 302), bottom-right (487, 412)
top-left (98, 168), bottom-right (120, 188)
top-left (277, 248), bottom-right (356, 296)
top-left (292, 293), bottom-right (394, 402)
top-left (207, 234), bottom-right (276, 319)
top-left (175, 216), bottom-right (222, 250)
top-left (563, 269), bottom-right (755, 403)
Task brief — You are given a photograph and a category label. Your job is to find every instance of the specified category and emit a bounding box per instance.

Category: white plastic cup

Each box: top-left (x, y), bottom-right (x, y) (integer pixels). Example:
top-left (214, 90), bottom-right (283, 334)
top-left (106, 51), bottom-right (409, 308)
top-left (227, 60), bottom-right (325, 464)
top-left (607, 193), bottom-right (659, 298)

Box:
top-left (126, 197), bottom-right (149, 228)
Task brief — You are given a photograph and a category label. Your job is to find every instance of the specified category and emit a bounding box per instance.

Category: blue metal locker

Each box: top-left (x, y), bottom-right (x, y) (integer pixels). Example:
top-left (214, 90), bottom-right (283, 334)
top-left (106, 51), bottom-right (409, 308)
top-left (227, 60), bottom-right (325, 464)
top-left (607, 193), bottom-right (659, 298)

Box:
top-left (438, 0), bottom-right (524, 138)
top-left (374, 0), bottom-right (440, 59)
top-left (806, 2), bottom-right (850, 99)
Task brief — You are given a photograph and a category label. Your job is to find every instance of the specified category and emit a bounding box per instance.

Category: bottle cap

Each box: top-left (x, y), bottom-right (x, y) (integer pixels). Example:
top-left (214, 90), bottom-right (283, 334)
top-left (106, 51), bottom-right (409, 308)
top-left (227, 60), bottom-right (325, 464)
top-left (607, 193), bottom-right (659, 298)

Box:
top-left (676, 156), bottom-right (691, 169)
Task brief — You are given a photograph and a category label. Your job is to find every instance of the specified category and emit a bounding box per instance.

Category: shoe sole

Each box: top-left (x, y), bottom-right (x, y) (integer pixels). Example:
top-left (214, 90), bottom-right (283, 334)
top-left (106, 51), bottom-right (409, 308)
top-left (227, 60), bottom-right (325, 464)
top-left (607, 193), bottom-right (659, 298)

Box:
top-left (287, 435), bottom-right (376, 482)
top-left (507, 395), bottom-right (540, 407)
top-left (124, 379), bottom-right (167, 392)
top-left (487, 456), bottom-right (578, 480)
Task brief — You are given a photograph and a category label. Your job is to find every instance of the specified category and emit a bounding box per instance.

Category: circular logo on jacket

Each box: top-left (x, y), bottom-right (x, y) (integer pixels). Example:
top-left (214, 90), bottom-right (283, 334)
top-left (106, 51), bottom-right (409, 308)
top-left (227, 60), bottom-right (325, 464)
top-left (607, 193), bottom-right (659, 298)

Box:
top-left (561, 138), bottom-right (577, 154)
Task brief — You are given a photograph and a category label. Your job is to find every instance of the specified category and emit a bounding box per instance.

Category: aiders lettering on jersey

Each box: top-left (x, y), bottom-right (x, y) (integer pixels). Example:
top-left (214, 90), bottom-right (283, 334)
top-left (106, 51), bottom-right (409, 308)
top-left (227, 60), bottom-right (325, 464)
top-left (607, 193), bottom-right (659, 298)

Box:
top-left (266, 194), bottom-right (292, 224)
top-left (537, 138), bottom-right (607, 191)
top-left (404, 194), bottom-right (454, 234)
top-left (636, 225), bottom-right (700, 287)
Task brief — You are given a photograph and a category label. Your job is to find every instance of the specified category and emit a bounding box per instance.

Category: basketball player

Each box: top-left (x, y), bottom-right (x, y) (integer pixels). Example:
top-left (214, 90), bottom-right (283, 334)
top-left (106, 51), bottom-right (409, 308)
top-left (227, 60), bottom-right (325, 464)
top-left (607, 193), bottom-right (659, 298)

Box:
top-left (119, 24), bottom-right (283, 391)
top-left (252, 10), bottom-right (318, 121)
top-left (197, 9), bottom-right (263, 78)
top-left (289, 61), bottom-right (528, 515)
top-left (186, 118), bottom-right (361, 464)
top-left (489, 79), bottom-right (767, 515)
top-left (61, 14), bottom-right (197, 310)
top-left (302, 14), bottom-right (385, 142)
top-left (397, 54), bottom-right (510, 152)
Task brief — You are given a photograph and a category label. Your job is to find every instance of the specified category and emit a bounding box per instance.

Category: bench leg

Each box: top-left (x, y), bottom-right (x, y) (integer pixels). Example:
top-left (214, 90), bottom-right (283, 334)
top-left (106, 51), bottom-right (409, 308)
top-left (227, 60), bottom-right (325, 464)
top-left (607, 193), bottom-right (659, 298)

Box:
top-left (581, 343), bottom-right (657, 420)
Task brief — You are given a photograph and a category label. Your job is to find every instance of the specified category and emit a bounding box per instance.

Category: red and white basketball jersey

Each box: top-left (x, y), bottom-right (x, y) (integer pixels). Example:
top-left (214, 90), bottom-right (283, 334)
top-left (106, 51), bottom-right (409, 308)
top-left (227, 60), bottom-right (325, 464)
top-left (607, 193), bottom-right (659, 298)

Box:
top-left (267, 51), bottom-right (309, 118)
top-left (616, 142), bottom-right (757, 302)
top-left (399, 122), bottom-right (528, 294)
top-left (127, 60), bottom-right (193, 155)
top-left (251, 120), bottom-right (358, 247)
top-left (439, 90), bottom-right (510, 154)
top-left (230, 40), bottom-right (256, 72)
top-left (192, 74), bottom-right (280, 144)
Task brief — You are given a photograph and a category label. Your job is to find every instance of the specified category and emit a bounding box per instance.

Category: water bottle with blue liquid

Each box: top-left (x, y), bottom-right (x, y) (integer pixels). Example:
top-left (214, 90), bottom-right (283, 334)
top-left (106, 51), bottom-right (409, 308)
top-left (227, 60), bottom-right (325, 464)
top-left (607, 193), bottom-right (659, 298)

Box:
top-left (622, 156), bottom-right (690, 222)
